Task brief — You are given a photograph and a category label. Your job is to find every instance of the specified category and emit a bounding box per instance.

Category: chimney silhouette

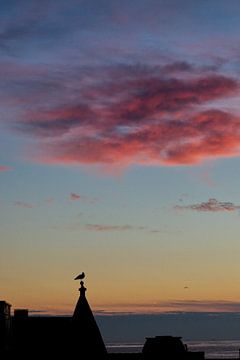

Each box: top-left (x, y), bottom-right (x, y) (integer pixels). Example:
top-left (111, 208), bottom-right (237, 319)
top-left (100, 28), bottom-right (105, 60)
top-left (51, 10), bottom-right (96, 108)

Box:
top-left (72, 277), bottom-right (107, 359)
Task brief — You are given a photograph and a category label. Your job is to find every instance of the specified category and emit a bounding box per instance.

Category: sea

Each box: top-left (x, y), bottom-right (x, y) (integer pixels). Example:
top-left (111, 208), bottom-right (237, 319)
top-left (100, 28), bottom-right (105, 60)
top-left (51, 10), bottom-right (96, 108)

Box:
top-left (106, 340), bottom-right (240, 358)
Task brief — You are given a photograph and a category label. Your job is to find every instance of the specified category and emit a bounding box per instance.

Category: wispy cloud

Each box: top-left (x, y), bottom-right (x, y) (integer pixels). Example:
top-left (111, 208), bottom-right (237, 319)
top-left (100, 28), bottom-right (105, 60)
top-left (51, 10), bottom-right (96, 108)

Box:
top-left (84, 223), bottom-right (160, 233)
top-left (45, 197), bottom-right (54, 205)
top-left (7, 60), bottom-right (240, 170)
top-left (1, 1), bottom-right (240, 171)
top-left (62, 222), bottom-right (161, 233)
top-left (28, 309), bottom-right (47, 314)
top-left (69, 192), bottom-right (98, 203)
top-left (14, 201), bottom-right (34, 209)
top-left (97, 300), bottom-right (240, 314)
top-left (175, 198), bottom-right (240, 212)
top-left (85, 224), bottom-right (142, 232)
top-left (26, 300), bottom-right (240, 316)
top-left (154, 300), bottom-right (240, 313)
top-left (0, 166), bottom-right (11, 172)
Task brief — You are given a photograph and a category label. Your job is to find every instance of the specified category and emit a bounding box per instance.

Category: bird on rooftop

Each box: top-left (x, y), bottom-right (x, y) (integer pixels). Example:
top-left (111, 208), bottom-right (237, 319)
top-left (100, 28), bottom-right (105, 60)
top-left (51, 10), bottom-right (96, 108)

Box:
top-left (74, 272), bottom-right (85, 280)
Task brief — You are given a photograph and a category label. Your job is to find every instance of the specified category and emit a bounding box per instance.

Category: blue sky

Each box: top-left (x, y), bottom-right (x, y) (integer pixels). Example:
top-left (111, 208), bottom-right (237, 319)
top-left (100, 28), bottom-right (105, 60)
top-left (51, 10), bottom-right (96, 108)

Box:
top-left (1, 0), bottom-right (240, 319)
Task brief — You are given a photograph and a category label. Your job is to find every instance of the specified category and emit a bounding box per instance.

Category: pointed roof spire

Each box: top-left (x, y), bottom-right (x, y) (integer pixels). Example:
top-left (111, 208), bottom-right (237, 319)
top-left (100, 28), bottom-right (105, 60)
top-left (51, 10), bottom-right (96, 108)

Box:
top-left (72, 273), bottom-right (107, 359)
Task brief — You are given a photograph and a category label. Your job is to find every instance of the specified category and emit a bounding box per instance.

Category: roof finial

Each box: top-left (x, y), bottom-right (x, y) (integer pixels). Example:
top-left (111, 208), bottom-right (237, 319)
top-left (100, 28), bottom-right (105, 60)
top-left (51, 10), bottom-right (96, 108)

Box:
top-left (74, 272), bottom-right (86, 294)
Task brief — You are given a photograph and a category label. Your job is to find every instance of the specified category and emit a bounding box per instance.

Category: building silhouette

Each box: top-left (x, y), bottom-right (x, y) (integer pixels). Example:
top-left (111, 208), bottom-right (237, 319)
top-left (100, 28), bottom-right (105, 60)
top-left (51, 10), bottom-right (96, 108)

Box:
top-left (0, 277), bottom-right (204, 359)
top-left (0, 301), bottom-right (11, 354)
top-left (0, 276), bottom-right (107, 359)
top-left (142, 336), bottom-right (204, 360)
top-left (72, 279), bottom-right (107, 359)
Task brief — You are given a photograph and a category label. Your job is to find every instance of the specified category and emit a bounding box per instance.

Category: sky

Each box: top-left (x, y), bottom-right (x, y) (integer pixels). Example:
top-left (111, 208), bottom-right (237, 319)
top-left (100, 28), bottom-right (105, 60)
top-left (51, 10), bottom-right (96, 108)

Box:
top-left (2, 0), bottom-right (240, 323)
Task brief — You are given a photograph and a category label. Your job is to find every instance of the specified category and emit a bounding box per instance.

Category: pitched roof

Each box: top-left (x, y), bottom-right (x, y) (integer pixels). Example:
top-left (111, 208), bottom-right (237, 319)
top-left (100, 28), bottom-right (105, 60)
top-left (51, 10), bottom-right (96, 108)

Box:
top-left (72, 280), bottom-right (107, 358)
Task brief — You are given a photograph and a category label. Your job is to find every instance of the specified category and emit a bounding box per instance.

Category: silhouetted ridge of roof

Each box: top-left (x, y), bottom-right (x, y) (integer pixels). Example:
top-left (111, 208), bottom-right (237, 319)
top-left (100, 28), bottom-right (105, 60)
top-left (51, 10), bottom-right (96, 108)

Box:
top-left (72, 280), bottom-right (107, 358)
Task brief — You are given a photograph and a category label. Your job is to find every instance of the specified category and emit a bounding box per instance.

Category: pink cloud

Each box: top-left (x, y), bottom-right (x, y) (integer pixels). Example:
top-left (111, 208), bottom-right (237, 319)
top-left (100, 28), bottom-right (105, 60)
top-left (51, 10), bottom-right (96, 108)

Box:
top-left (175, 198), bottom-right (240, 212)
top-left (12, 62), bottom-right (240, 168)
top-left (39, 109), bottom-right (240, 167)
top-left (0, 166), bottom-right (11, 171)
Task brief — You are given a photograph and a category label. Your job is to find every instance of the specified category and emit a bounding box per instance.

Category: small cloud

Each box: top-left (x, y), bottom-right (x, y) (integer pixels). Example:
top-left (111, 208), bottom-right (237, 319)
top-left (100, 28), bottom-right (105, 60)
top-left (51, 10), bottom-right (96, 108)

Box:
top-left (175, 198), bottom-right (240, 212)
top-left (69, 192), bottom-right (99, 203)
top-left (0, 166), bottom-right (12, 172)
top-left (84, 223), bottom-right (160, 233)
top-left (70, 192), bottom-right (81, 201)
top-left (45, 197), bottom-right (54, 205)
top-left (85, 224), bottom-right (134, 232)
top-left (29, 309), bottom-right (47, 314)
top-left (62, 222), bottom-right (162, 233)
top-left (14, 201), bottom-right (34, 209)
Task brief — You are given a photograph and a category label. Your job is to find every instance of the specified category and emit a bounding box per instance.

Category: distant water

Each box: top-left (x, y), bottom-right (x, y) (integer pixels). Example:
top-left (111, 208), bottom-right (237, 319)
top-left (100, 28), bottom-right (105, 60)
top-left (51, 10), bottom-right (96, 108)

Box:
top-left (106, 340), bottom-right (240, 358)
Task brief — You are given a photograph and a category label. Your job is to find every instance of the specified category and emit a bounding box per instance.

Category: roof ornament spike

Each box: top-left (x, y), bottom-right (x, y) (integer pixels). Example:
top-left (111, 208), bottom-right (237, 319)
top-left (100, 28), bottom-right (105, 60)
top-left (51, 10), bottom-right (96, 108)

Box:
top-left (72, 271), bottom-right (107, 357)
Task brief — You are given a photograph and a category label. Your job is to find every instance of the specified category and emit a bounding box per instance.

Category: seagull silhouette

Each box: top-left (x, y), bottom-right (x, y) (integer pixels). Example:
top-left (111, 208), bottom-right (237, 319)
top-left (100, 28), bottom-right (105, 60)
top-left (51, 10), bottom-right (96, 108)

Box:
top-left (74, 272), bottom-right (85, 280)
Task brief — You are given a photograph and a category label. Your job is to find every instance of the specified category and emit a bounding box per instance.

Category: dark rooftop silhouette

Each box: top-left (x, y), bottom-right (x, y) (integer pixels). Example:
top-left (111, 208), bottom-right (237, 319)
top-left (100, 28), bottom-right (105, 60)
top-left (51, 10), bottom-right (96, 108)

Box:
top-left (0, 274), bottom-right (206, 360)
top-left (142, 336), bottom-right (204, 360)
top-left (0, 273), bottom-right (108, 359)
top-left (72, 277), bottom-right (107, 359)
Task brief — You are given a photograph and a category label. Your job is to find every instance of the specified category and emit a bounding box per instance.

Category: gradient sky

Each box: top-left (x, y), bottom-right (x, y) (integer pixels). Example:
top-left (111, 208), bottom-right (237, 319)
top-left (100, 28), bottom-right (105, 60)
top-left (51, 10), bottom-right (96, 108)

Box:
top-left (1, 0), bottom-right (240, 316)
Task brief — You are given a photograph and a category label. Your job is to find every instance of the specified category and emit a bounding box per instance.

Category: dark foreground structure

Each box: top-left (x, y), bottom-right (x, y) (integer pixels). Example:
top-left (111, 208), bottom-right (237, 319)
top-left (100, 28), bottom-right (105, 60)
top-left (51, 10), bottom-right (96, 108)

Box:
top-left (142, 336), bottom-right (204, 360)
top-left (0, 277), bottom-right (107, 359)
top-left (0, 276), bottom-right (204, 360)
